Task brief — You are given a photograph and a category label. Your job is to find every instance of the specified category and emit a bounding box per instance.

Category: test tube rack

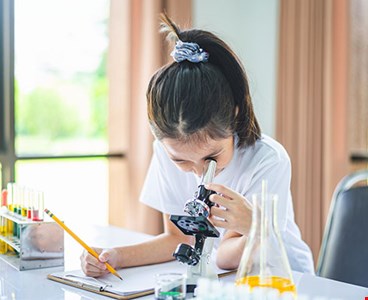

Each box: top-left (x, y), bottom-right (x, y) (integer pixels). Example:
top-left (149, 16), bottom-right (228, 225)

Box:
top-left (0, 210), bottom-right (64, 271)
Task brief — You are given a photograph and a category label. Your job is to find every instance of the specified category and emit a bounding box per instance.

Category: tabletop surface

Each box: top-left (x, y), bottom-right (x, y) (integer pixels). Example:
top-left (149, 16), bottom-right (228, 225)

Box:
top-left (1, 224), bottom-right (368, 300)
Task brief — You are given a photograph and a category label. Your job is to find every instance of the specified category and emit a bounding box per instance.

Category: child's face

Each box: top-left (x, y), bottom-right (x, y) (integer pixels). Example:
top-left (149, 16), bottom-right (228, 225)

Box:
top-left (161, 136), bottom-right (234, 177)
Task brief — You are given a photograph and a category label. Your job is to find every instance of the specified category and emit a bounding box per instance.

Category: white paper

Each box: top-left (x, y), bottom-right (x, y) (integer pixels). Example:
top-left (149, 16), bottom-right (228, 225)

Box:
top-left (50, 260), bottom-right (233, 296)
top-left (51, 261), bottom-right (186, 296)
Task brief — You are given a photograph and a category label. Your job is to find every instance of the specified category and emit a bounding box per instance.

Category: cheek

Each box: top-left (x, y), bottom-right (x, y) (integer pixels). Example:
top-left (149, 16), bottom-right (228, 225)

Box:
top-left (173, 163), bottom-right (192, 173)
top-left (216, 152), bottom-right (233, 170)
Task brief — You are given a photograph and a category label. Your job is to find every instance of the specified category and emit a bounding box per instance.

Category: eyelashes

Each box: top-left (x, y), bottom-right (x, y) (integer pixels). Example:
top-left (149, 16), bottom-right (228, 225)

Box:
top-left (172, 156), bottom-right (219, 165)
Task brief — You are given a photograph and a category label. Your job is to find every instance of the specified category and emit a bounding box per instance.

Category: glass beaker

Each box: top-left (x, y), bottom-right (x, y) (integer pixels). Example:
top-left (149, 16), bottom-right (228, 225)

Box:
top-left (155, 273), bottom-right (186, 300)
top-left (235, 193), bottom-right (296, 295)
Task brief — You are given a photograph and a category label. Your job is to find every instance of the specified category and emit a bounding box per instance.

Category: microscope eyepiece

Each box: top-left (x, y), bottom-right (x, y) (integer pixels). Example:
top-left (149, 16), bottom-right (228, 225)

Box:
top-left (184, 159), bottom-right (217, 217)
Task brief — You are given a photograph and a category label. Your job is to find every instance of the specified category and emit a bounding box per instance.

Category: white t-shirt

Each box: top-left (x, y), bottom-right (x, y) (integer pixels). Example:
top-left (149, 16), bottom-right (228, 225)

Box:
top-left (140, 134), bottom-right (315, 274)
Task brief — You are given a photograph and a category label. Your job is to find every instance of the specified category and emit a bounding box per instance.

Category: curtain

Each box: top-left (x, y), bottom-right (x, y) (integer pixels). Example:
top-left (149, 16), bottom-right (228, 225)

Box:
top-left (108, 0), bottom-right (192, 235)
top-left (349, 0), bottom-right (368, 172)
top-left (276, 0), bottom-right (349, 263)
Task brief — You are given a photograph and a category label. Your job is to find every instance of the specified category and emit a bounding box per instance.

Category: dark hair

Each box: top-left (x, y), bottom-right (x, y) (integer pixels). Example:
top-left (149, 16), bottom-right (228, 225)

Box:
top-left (146, 14), bottom-right (261, 148)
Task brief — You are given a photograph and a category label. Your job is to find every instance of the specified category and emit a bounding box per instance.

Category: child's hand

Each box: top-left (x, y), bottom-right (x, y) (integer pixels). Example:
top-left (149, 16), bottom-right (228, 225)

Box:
top-left (206, 183), bottom-right (252, 236)
top-left (80, 247), bottom-right (120, 277)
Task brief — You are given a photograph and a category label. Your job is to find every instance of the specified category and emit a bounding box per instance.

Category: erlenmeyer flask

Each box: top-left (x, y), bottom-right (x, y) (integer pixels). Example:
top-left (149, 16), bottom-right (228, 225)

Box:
top-left (235, 192), bottom-right (296, 295)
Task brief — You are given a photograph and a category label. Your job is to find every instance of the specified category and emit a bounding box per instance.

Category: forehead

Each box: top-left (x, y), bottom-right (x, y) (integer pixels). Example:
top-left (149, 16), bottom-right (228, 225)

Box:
top-left (161, 136), bottom-right (233, 159)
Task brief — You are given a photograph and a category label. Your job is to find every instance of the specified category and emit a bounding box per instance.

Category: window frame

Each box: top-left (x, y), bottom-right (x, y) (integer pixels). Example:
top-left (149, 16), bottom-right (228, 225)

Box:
top-left (0, 0), bottom-right (16, 187)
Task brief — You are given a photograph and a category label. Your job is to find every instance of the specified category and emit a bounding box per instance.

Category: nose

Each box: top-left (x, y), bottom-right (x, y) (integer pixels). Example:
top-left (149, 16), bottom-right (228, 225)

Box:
top-left (191, 162), bottom-right (205, 177)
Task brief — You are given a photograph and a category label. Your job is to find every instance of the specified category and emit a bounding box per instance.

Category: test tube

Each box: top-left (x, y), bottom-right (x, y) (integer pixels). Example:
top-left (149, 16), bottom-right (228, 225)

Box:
top-left (0, 215), bottom-right (7, 254)
top-left (6, 183), bottom-right (15, 237)
top-left (6, 183), bottom-right (13, 215)
top-left (31, 191), bottom-right (44, 221)
top-left (16, 186), bottom-right (22, 238)
top-left (0, 190), bottom-right (7, 254)
top-left (27, 189), bottom-right (34, 219)
top-left (1, 190), bottom-right (7, 208)
top-left (15, 185), bottom-right (22, 218)
top-left (20, 186), bottom-right (27, 219)
top-left (4, 184), bottom-right (15, 253)
top-left (12, 184), bottom-right (19, 237)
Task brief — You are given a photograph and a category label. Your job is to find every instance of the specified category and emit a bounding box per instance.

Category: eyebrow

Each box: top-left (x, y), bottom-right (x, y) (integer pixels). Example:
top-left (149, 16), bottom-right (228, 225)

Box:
top-left (170, 148), bottom-right (224, 162)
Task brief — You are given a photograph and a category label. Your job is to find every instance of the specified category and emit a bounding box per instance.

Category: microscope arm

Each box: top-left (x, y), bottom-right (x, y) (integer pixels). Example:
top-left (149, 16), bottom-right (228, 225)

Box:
top-left (194, 234), bottom-right (206, 257)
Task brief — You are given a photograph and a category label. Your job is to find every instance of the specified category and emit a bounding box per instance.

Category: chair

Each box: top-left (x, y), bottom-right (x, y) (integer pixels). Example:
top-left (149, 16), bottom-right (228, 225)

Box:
top-left (317, 169), bottom-right (368, 287)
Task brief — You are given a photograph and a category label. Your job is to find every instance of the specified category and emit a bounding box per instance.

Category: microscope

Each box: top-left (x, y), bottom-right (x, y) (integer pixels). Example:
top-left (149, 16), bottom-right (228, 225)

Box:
top-left (170, 159), bottom-right (220, 291)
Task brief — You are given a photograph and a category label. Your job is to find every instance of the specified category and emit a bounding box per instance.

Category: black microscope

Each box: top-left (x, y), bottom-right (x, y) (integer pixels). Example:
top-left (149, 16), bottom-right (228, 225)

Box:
top-left (170, 159), bottom-right (220, 291)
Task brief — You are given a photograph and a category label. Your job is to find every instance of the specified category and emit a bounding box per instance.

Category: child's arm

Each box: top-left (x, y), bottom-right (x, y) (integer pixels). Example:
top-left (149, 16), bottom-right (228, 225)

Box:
top-left (80, 213), bottom-right (192, 277)
top-left (216, 231), bottom-right (248, 270)
top-left (206, 183), bottom-right (252, 270)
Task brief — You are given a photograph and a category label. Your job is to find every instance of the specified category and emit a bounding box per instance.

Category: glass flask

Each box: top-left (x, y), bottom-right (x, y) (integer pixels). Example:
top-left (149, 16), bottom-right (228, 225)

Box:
top-left (235, 192), bottom-right (296, 295)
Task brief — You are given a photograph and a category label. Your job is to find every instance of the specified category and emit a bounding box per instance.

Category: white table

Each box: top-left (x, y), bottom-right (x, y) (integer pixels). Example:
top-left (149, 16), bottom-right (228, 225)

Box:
top-left (0, 225), bottom-right (367, 299)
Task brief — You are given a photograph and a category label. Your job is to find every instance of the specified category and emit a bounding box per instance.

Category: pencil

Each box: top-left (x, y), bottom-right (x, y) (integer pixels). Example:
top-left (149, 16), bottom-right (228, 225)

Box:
top-left (44, 208), bottom-right (123, 281)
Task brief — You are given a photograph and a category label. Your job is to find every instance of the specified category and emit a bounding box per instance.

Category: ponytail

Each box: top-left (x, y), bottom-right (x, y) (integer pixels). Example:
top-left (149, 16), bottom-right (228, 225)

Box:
top-left (147, 14), bottom-right (261, 148)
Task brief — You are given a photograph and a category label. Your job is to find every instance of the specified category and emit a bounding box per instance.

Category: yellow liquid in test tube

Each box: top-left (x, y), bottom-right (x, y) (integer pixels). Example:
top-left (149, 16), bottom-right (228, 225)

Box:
top-left (0, 216), bottom-right (7, 254)
top-left (7, 204), bottom-right (13, 235)
top-left (236, 276), bottom-right (296, 294)
top-left (1, 188), bottom-right (7, 254)
top-left (6, 204), bottom-right (16, 253)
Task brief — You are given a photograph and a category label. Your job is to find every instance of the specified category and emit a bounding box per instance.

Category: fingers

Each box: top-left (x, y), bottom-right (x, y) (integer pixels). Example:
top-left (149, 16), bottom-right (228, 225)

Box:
top-left (207, 184), bottom-right (252, 212)
top-left (210, 193), bottom-right (232, 207)
top-left (99, 251), bottom-right (110, 263)
top-left (205, 183), bottom-right (240, 200)
top-left (80, 249), bottom-right (108, 277)
top-left (210, 205), bottom-right (237, 226)
top-left (209, 192), bottom-right (244, 212)
top-left (210, 205), bottom-right (228, 219)
top-left (206, 184), bottom-right (252, 235)
top-left (209, 215), bottom-right (230, 230)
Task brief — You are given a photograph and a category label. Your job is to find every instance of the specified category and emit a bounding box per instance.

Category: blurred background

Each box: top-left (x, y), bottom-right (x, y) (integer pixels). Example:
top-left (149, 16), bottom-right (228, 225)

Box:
top-left (0, 0), bottom-right (367, 266)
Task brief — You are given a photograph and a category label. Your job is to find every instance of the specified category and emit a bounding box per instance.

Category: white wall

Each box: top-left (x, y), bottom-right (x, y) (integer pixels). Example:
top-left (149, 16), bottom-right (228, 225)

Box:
top-left (193, 0), bottom-right (279, 137)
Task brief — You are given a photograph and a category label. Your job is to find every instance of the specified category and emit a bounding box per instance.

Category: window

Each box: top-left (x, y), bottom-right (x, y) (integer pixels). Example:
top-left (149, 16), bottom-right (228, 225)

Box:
top-left (15, 0), bottom-right (109, 156)
top-left (0, 0), bottom-right (123, 226)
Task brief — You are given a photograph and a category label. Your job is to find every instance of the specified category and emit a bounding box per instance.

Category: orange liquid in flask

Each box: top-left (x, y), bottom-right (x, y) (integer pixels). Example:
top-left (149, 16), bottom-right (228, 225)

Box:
top-left (236, 276), bottom-right (296, 293)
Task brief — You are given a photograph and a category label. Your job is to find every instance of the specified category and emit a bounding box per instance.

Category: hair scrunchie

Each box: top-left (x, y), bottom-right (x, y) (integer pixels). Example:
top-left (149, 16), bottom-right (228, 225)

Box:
top-left (170, 40), bottom-right (209, 63)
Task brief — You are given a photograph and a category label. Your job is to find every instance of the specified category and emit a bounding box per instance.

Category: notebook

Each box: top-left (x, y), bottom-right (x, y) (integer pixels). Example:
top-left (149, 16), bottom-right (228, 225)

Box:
top-left (48, 260), bottom-right (234, 299)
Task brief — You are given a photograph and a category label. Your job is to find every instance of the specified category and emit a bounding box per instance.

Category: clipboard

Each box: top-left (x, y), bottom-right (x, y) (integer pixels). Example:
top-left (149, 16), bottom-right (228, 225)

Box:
top-left (47, 260), bottom-right (235, 299)
top-left (47, 274), bottom-right (152, 299)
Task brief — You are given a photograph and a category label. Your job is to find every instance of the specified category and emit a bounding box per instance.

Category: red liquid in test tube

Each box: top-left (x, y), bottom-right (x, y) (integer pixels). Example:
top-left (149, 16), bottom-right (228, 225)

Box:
top-left (31, 191), bottom-right (44, 221)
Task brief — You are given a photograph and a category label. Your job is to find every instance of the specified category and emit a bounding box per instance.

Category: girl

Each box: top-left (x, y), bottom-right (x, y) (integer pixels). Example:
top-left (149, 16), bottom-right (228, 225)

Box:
top-left (80, 14), bottom-right (314, 277)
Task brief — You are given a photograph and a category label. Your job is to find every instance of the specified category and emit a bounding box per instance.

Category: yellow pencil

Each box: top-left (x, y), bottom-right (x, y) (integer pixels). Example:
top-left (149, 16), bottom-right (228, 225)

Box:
top-left (44, 208), bottom-right (123, 281)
